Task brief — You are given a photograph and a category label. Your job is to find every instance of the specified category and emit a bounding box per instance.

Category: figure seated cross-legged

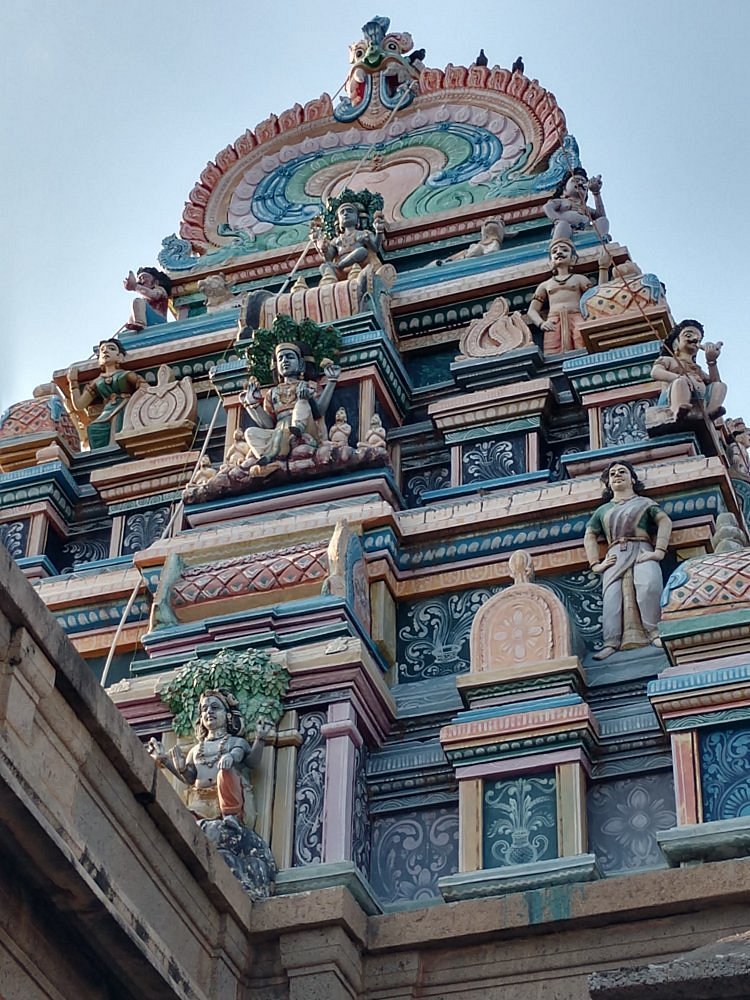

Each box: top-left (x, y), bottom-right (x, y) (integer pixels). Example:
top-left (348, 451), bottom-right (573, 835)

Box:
top-left (239, 341), bottom-right (340, 475)
top-left (650, 319), bottom-right (726, 422)
top-left (584, 461), bottom-right (672, 661)
top-left (312, 198), bottom-right (385, 283)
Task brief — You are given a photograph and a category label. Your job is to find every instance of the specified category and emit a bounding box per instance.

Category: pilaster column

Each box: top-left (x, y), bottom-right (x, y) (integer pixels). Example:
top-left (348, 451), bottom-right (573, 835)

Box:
top-left (321, 701), bottom-right (363, 863)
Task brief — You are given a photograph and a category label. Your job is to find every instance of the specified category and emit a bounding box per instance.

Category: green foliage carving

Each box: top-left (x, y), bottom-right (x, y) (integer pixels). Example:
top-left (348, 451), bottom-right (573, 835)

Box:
top-left (319, 187), bottom-right (385, 238)
top-left (242, 314), bottom-right (341, 386)
top-left (158, 647), bottom-right (290, 738)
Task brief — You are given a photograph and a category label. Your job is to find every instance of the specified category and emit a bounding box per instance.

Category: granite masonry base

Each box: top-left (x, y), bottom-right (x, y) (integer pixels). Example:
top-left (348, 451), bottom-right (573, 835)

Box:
top-left (275, 860), bottom-right (383, 916)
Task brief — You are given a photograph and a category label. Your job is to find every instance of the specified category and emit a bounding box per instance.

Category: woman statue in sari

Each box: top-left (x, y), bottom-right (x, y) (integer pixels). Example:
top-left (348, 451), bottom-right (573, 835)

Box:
top-left (584, 461), bottom-right (672, 660)
top-left (67, 338), bottom-right (145, 449)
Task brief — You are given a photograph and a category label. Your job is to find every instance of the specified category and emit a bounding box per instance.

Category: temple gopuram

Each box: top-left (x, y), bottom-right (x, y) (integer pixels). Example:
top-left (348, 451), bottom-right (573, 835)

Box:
top-left (4, 16), bottom-right (750, 1000)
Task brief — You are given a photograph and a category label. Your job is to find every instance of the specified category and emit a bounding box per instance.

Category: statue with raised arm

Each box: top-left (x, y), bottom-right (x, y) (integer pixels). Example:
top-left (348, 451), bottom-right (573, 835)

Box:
top-left (123, 266), bottom-right (172, 330)
top-left (650, 319), bottom-right (726, 423)
top-left (526, 239), bottom-right (608, 354)
top-left (239, 341), bottom-right (341, 474)
top-left (67, 338), bottom-right (146, 449)
top-left (148, 688), bottom-right (277, 897)
top-left (148, 689), bottom-right (271, 828)
top-left (584, 461), bottom-right (672, 661)
top-left (544, 168), bottom-right (610, 242)
top-left (311, 189), bottom-right (385, 284)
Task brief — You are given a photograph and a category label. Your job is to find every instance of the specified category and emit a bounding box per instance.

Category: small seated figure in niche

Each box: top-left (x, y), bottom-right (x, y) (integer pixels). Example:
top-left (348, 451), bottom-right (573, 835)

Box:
top-left (442, 217), bottom-right (505, 263)
top-left (650, 319), bottom-right (726, 422)
top-left (359, 412), bottom-right (387, 450)
top-left (191, 455), bottom-right (218, 484)
top-left (312, 199), bottom-right (385, 283)
top-left (526, 239), bottom-right (609, 354)
top-left (147, 689), bottom-right (271, 829)
top-left (239, 341), bottom-right (340, 474)
top-left (67, 338), bottom-right (146, 449)
top-left (223, 429), bottom-right (250, 469)
top-left (584, 461), bottom-right (672, 661)
top-left (123, 267), bottom-right (172, 330)
top-left (543, 168), bottom-right (610, 242)
top-left (329, 407), bottom-right (352, 448)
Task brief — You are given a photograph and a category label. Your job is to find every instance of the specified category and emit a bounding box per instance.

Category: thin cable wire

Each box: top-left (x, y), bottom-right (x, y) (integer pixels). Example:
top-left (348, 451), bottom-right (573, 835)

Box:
top-left (100, 390), bottom-right (224, 687)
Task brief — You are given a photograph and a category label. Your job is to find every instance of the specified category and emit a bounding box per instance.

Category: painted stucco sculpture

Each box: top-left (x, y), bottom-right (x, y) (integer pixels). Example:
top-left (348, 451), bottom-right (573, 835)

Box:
top-left (67, 338), bottom-right (146, 449)
top-left (123, 266), bottom-right (172, 330)
top-left (335, 15), bottom-right (422, 128)
top-left (543, 167), bottom-right (609, 242)
top-left (312, 188), bottom-right (386, 283)
top-left (584, 461), bottom-right (672, 660)
top-left (457, 296), bottom-right (533, 359)
top-left (649, 319), bottom-right (726, 425)
top-left (241, 340), bottom-right (341, 473)
top-left (442, 217), bottom-right (505, 264)
top-left (197, 273), bottom-right (239, 313)
top-left (579, 259), bottom-right (664, 321)
top-left (526, 239), bottom-right (608, 354)
top-left (115, 364), bottom-right (198, 458)
top-left (148, 649), bottom-right (289, 899)
top-left (471, 549), bottom-right (574, 669)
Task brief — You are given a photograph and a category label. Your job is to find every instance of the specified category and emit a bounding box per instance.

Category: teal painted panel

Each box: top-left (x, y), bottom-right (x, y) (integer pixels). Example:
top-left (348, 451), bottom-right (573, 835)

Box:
top-left (482, 774), bottom-right (558, 868)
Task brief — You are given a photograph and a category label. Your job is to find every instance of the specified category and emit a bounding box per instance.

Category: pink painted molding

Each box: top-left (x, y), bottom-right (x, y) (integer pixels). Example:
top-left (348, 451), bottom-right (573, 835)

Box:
top-left (440, 702), bottom-right (598, 749)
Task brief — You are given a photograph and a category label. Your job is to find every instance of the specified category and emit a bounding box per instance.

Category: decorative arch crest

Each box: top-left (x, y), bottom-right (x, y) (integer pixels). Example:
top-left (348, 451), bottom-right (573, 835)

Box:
top-left (172, 57), bottom-right (568, 266)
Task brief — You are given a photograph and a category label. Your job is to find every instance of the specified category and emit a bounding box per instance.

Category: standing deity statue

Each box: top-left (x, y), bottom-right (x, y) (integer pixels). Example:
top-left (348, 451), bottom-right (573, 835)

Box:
top-left (123, 266), bottom-right (172, 330)
top-left (239, 341), bottom-right (341, 472)
top-left (543, 168), bottom-right (610, 242)
top-left (312, 198), bottom-right (385, 283)
top-left (67, 338), bottom-right (146, 449)
top-left (148, 689), bottom-right (270, 829)
top-left (584, 461), bottom-right (672, 661)
top-left (650, 319), bottom-right (726, 422)
top-left (526, 239), bottom-right (608, 354)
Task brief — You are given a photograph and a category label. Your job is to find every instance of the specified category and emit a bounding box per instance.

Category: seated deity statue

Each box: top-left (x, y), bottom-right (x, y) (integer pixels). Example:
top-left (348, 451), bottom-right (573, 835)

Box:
top-left (650, 319), bottom-right (726, 422)
top-left (543, 168), bottom-right (610, 242)
top-left (148, 689), bottom-right (270, 829)
top-left (239, 341), bottom-right (341, 474)
top-left (123, 266), bottom-right (172, 330)
top-left (67, 338), bottom-right (146, 449)
top-left (526, 239), bottom-right (608, 354)
top-left (584, 461), bottom-right (672, 661)
top-left (329, 407), bottom-right (352, 448)
top-left (312, 199), bottom-right (385, 283)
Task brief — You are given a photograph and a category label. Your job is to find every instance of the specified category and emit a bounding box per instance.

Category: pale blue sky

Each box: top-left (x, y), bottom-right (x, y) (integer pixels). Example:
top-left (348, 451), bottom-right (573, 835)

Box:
top-left (4, 1), bottom-right (750, 414)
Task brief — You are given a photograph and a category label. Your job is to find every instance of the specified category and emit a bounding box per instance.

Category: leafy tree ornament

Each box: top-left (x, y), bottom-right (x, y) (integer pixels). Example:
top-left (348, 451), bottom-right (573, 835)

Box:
top-left (157, 647), bottom-right (290, 738)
